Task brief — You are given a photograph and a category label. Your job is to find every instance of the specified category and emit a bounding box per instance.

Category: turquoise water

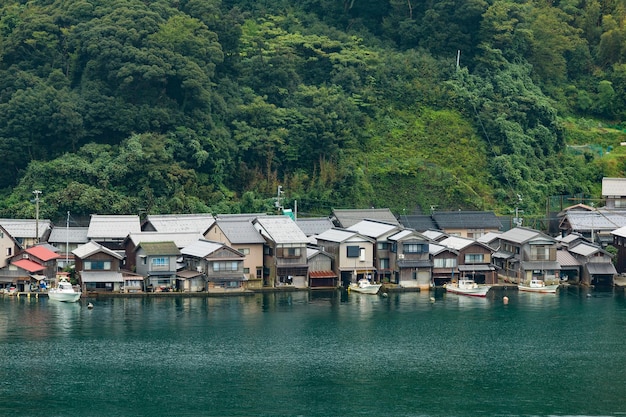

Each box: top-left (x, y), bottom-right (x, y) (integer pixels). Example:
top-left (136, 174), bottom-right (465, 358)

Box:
top-left (1, 288), bottom-right (626, 416)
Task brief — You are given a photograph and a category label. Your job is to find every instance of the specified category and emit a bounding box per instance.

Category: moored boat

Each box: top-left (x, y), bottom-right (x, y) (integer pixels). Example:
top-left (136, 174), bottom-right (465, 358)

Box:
top-left (518, 279), bottom-right (559, 294)
top-left (444, 278), bottom-right (491, 297)
top-left (349, 279), bottom-right (382, 294)
top-left (48, 277), bottom-right (81, 302)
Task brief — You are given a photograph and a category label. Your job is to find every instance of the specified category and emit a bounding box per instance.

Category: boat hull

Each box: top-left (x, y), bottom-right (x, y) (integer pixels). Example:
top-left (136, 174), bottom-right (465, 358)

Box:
top-left (444, 285), bottom-right (491, 297)
top-left (349, 284), bottom-right (382, 294)
top-left (518, 284), bottom-right (559, 294)
top-left (48, 291), bottom-right (81, 302)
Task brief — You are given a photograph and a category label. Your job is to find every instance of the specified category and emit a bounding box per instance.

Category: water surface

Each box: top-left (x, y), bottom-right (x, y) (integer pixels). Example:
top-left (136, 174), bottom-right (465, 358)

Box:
top-left (1, 288), bottom-right (625, 416)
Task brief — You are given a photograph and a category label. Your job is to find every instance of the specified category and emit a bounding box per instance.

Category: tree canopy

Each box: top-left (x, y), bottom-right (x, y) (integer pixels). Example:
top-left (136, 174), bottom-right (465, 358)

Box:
top-left (0, 0), bottom-right (625, 222)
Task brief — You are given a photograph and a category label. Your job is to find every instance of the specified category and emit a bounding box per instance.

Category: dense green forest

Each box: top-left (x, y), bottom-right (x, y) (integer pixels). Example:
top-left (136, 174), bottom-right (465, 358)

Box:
top-left (1, 0), bottom-right (626, 223)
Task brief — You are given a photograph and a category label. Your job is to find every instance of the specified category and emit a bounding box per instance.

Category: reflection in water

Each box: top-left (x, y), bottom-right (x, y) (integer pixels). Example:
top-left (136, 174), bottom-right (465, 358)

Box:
top-left (1, 290), bottom-right (626, 417)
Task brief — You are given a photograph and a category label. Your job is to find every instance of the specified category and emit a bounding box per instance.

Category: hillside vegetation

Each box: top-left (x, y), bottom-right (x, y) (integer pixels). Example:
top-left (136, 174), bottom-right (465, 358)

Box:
top-left (1, 0), bottom-right (626, 221)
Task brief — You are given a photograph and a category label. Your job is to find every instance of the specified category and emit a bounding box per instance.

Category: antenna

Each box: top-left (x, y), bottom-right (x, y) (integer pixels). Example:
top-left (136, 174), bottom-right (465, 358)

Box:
top-left (32, 190), bottom-right (42, 244)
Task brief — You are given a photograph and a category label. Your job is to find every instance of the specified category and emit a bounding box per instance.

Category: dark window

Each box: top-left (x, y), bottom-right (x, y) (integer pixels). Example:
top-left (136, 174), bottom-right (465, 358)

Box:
top-left (347, 246), bottom-right (360, 258)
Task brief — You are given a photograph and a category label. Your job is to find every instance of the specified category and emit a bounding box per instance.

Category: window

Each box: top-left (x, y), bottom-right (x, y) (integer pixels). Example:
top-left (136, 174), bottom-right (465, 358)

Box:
top-left (377, 242), bottom-right (390, 250)
top-left (84, 260), bottom-right (111, 270)
top-left (277, 247), bottom-right (301, 258)
top-left (404, 243), bottom-right (426, 254)
top-left (238, 248), bottom-right (250, 255)
top-left (141, 256), bottom-right (147, 265)
top-left (256, 267), bottom-right (262, 279)
top-left (244, 267), bottom-right (250, 274)
top-left (213, 262), bottom-right (239, 272)
top-left (434, 258), bottom-right (457, 268)
top-left (359, 248), bottom-right (366, 262)
top-left (151, 257), bottom-right (169, 270)
top-left (465, 253), bottom-right (484, 263)
top-left (380, 258), bottom-right (390, 269)
top-left (346, 246), bottom-right (360, 258)
top-left (6, 247), bottom-right (11, 256)
top-left (531, 246), bottom-right (550, 261)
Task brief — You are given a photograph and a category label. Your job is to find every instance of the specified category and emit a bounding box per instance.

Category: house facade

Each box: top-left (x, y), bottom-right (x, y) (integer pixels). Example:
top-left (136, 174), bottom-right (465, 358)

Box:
top-left (348, 220), bottom-right (402, 283)
top-left (134, 241), bottom-right (180, 292)
top-left (73, 241), bottom-right (124, 292)
top-left (387, 230), bottom-right (431, 289)
top-left (307, 248), bottom-right (337, 289)
top-left (206, 218), bottom-right (265, 287)
top-left (566, 241), bottom-right (616, 286)
top-left (438, 236), bottom-right (497, 285)
top-left (314, 228), bottom-right (375, 288)
top-left (181, 239), bottom-right (246, 292)
top-left (493, 227), bottom-right (560, 285)
top-left (253, 216), bottom-right (309, 288)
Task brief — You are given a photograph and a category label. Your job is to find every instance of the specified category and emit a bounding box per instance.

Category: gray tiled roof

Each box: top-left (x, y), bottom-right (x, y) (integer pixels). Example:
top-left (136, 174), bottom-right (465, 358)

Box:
top-left (0, 218), bottom-right (52, 239)
top-left (87, 215), bottom-right (141, 239)
top-left (296, 217), bottom-right (334, 236)
top-left (143, 213), bottom-right (215, 233)
top-left (181, 239), bottom-right (226, 258)
top-left (73, 241), bottom-right (124, 259)
top-left (48, 227), bottom-right (89, 244)
top-left (127, 232), bottom-right (204, 248)
top-left (348, 220), bottom-right (400, 239)
top-left (331, 208), bottom-right (399, 228)
top-left (499, 227), bottom-right (555, 244)
top-left (564, 210), bottom-right (626, 231)
top-left (253, 216), bottom-right (308, 244)
top-left (432, 211), bottom-right (502, 229)
top-left (216, 219), bottom-right (266, 244)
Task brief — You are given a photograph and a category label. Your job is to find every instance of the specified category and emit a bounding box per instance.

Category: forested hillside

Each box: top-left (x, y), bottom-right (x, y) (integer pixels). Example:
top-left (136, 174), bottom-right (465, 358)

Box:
top-left (1, 0), bottom-right (625, 222)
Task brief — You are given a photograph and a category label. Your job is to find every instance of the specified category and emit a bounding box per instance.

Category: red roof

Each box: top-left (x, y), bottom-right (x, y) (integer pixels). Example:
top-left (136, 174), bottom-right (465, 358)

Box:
top-left (12, 259), bottom-right (45, 273)
top-left (26, 246), bottom-right (60, 262)
top-left (309, 270), bottom-right (337, 278)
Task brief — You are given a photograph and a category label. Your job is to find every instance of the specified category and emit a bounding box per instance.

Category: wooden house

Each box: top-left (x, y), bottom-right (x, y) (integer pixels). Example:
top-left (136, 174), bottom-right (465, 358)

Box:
top-left (207, 217), bottom-right (266, 287)
top-left (73, 241), bottom-right (124, 293)
top-left (348, 220), bottom-right (402, 283)
top-left (438, 236), bottom-right (497, 285)
top-left (492, 227), bottom-right (560, 285)
top-left (134, 241), bottom-right (181, 292)
top-left (387, 229), bottom-right (431, 289)
top-left (314, 228), bottom-right (375, 288)
top-left (307, 248), bottom-right (337, 289)
top-left (123, 231), bottom-right (203, 273)
top-left (253, 216), bottom-right (309, 288)
top-left (566, 241), bottom-right (616, 286)
top-left (181, 239), bottom-right (246, 292)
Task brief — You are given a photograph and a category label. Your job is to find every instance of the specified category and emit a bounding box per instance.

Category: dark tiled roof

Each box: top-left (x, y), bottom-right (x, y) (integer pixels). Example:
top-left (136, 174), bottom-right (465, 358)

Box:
top-left (397, 215), bottom-right (437, 231)
top-left (432, 211), bottom-right (502, 229)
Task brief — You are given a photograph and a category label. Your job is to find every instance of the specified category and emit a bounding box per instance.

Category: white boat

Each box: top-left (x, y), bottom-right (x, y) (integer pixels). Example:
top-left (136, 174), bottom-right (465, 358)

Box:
top-left (48, 278), bottom-right (81, 302)
top-left (349, 279), bottom-right (382, 294)
top-left (518, 279), bottom-right (559, 294)
top-left (444, 278), bottom-right (491, 297)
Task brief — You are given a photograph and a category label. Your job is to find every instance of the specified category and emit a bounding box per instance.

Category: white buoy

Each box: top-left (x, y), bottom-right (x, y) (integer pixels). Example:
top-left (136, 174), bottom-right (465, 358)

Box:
top-left (87, 302), bottom-right (94, 309)
top-left (503, 296), bottom-right (509, 304)
top-left (429, 297), bottom-right (435, 303)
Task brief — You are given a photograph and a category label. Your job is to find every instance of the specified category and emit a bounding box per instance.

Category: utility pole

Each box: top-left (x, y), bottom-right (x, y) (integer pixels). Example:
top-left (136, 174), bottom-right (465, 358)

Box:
top-left (32, 190), bottom-right (42, 244)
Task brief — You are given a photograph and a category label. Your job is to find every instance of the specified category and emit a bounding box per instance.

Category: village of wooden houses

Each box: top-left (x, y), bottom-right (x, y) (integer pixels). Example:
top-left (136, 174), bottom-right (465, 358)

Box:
top-left (3, 177), bottom-right (626, 297)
